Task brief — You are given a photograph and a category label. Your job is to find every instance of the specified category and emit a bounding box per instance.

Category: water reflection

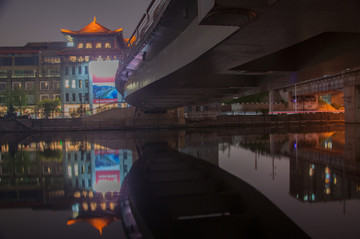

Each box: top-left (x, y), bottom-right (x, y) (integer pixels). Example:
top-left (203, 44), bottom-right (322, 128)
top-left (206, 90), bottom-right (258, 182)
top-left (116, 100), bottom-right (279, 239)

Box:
top-left (0, 126), bottom-right (359, 238)
top-left (0, 133), bottom-right (138, 238)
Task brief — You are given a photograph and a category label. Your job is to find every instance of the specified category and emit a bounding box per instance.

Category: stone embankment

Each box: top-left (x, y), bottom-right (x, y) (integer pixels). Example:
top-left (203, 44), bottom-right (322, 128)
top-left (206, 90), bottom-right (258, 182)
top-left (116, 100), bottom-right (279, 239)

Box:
top-left (0, 108), bottom-right (344, 132)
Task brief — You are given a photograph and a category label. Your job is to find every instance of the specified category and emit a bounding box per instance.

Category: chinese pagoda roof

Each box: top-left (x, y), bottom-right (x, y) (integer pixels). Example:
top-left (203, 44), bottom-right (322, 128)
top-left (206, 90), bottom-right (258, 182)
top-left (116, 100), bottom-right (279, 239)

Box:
top-left (61, 17), bottom-right (123, 36)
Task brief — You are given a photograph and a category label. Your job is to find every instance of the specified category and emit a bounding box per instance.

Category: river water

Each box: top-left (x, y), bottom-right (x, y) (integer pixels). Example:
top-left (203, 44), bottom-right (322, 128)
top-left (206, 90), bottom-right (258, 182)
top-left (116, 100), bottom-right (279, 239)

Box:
top-left (0, 124), bottom-right (359, 238)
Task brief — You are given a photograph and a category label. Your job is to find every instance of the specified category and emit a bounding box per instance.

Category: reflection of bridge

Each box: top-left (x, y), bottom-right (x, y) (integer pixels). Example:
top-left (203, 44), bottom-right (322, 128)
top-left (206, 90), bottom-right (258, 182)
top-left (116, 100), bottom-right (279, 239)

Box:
top-left (115, 0), bottom-right (360, 122)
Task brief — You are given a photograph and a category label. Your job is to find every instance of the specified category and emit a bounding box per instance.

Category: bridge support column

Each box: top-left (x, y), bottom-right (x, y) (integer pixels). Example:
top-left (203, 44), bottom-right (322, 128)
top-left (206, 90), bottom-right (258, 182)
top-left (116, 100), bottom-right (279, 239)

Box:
top-left (269, 90), bottom-right (273, 113)
top-left (344, 71), bottom-right (360, 123)
top-left (345, 125), bottom-right (360, 161)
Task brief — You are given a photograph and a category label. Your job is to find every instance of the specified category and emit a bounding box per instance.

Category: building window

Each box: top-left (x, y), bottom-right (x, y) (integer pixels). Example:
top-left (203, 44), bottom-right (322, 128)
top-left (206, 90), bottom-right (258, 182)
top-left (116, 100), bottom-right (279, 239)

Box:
top-left (78, 80), bottom-right (82, 88)
top-left (96, 43), bottom-right (102, 48)
top-left (65, 66), bottom-right (69, 75)
top-left (0, 57), bottom-right (12, 66)
top-left (105, 42), bottom-right (111, 48)
top-left (66, 93), bottom-right (69, 102)
top-left (69, 56), bottom-right (76, 62)
top-left (85, 80), bottom-right (89, 88)
top-left (72, 93), bottom-right (76, 101)
top-left (40, 94), bottom-right (49, 101)
top-left (84, 66), bottom-right (88, 74)
top-left (78, 56), bottom-right (84, 62)
top-left (12, 82), bottom-right (21, 90)
top-left (54, 94), bottom-right (60, 99)
top-left (65, 80), bottom-right (69, 88)
top-left (25, 81), bottom-right (34, 91)
top-left (40, 81), bottom-right (49, 90)
top-left (79, 93), bottom-right (83, 102)
top-left (72, 80), bottom-right (76, 88)
top-left (78, 66), bottom-right (82, 74)
top-left (86, 43), bottom-right (92, 48)
top-left (0, 70), bottom-right (11, 78)
top-left (72, 66), bottom-right (75, 75)
top-left (14, 70), bottom-right (35, 78)
top-left (85, 56), bottom-right (90, 62)
top-left (43, 56), bottom-right (61, 64)
top-left (0, 82), bottom-right (6, 91)
top-left (78, 43), bottom-right (83, 49)
top-left (15, 57), bottom-right (38, 66)
top-left (85, 93), bottom-right (89, 101)
top-left (54, 81), bottom-right (60, 90)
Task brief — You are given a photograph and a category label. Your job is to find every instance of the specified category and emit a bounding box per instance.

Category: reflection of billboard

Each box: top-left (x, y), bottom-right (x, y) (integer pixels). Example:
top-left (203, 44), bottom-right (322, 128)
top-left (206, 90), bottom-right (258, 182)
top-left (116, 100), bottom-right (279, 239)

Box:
top-left (89, 61), bottom-right (119, 104)
top-left (94, 149), bottom-right (120, 193)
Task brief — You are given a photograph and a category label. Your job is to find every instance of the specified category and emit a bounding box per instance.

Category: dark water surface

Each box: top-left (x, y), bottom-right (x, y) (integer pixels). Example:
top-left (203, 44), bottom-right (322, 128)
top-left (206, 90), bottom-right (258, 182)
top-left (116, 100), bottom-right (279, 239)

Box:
top-left (0, 124), bottom-right (359, 238)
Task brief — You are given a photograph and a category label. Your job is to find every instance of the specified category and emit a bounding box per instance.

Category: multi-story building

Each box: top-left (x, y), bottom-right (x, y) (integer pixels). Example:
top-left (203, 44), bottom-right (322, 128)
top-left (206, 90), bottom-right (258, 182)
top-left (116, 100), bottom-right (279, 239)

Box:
top-left (58, 17), bottom-right (128, 116)
top-left (0, 42), bottom-right (66, 116)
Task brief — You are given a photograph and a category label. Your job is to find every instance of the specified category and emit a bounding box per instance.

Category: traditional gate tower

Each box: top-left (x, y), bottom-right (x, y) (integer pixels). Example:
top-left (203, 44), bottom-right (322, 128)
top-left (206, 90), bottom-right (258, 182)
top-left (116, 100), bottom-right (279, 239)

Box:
top-left (58, 17), bottom-right (128, 116)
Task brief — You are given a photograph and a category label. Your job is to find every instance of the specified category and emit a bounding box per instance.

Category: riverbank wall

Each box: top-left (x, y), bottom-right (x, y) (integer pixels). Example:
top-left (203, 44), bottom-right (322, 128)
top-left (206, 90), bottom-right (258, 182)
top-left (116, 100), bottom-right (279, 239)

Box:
top-left (0, 109), bottom-right (344, 132)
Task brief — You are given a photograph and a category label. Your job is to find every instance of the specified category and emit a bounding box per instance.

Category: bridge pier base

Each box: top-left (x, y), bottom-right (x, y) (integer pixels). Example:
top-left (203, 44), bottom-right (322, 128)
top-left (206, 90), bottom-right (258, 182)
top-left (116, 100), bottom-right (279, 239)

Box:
top-left (131, 107), bottom-right (185, 128)
top-left (344, 72), bottom-right (360, 123)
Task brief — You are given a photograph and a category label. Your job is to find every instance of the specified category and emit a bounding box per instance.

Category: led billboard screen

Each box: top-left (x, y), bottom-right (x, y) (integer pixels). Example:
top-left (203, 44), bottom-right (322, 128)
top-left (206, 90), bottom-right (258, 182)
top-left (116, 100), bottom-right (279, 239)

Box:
top-left (94, 149), bottom-right (121, 193)
top-left (89, 60), bottom-right (119, 104)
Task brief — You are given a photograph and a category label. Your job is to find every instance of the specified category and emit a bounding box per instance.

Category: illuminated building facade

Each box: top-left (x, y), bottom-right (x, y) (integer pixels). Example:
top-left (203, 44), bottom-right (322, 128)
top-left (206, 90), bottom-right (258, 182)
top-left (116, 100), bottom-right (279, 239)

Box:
top-left (0, 42), bottom-right (66, 116)
top-left (58, 18), bottom-right (128, 116)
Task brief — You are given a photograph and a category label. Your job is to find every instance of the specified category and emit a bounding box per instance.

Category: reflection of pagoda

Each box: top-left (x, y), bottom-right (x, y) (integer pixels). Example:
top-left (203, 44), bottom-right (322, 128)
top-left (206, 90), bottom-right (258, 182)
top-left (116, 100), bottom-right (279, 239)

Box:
top-left (58, 17), bottom-right (129, 116)
top-left (63, 142), bottom-right (133, 234)
top-left (67, 191), bottom-right (121, 235)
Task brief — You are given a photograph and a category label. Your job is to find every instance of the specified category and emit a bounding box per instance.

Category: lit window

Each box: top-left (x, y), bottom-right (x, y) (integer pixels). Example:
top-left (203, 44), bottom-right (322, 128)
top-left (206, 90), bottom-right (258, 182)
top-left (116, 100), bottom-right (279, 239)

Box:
top-left (67, 42), bottom-right (74, 47)
top-left (72, 80), bottom-right (76, 88)
top-left (84, 56), bottom-right (90, 62)
top-left (96, 43), bottom-right (102, 48)
top-left (69, 56), bottom-right (76, 62)
top-left (65, 80), bottom-right (69, 88)
top-left (78, 80), bottom-right (82, 88)
top-left (12, 82), bottom-right (21, 90)
top-left (78, 56), bottom-right (84, 62)
top-left (78, 43), bottom-right (83, 48)
top-left (74, 164), bottom-right (79, 176)
top-left (40, 81), bottom-right (49, 90)
top-left (86, 43), bottom-right (92, 48)
top-left (105, 42), bottom-right (111, 48)
top-left (67, 165), bottom-right (72, 177)
top-left (25, 82), bottom-right (34, 91)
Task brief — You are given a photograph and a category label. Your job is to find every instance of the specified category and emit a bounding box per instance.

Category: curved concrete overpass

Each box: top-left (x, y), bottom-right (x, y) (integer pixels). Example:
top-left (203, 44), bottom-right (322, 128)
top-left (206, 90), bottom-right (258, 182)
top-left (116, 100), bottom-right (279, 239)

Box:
top-left (116, 0), bottom-right (360, 112)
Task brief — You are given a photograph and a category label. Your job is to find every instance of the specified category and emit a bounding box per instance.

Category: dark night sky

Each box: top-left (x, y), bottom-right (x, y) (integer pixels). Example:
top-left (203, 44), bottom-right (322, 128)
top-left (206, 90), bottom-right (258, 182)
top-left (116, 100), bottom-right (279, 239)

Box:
top-left (0, 0), bottom-right (149, 46)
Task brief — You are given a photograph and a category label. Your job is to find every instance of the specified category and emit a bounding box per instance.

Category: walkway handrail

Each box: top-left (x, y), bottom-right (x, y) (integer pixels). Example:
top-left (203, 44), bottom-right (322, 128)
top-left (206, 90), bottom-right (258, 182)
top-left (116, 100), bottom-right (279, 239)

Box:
top-left (276, 66), bottom-right (360, 91)
top-left (122, 0), bottom-right (170, 61)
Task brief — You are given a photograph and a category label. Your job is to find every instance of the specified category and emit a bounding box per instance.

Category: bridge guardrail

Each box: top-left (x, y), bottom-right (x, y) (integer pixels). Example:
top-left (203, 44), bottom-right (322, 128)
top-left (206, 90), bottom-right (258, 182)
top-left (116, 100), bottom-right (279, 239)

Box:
top-left (122, 0), bottom-right (170, 64)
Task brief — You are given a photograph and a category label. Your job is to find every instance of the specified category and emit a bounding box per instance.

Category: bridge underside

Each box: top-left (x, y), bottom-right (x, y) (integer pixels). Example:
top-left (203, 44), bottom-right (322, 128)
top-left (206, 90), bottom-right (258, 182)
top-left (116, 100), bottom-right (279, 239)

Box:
top-left (118, 0), bottom-right (360, 112)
